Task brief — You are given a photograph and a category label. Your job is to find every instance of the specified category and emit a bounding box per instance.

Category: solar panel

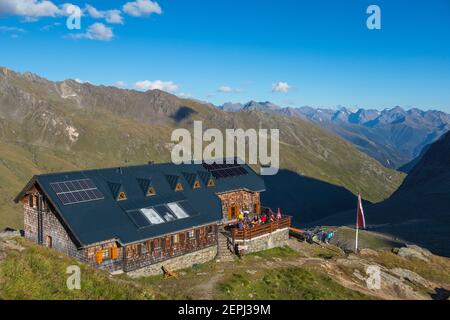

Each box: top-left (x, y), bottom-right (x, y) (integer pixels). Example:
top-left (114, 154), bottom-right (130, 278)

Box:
top-left (129, 211), bottom-right (151, 228)
top-left (178, 201), bottom-right (197, 216)
top-left (50, 178), bottom-right (104, 205)
top-left (202, 162), bottom-right (249, 179)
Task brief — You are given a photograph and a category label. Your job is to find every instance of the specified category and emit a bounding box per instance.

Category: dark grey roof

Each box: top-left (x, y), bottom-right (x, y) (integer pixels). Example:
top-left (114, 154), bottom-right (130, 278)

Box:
top-left (16, 161), bottom-right (265, 247)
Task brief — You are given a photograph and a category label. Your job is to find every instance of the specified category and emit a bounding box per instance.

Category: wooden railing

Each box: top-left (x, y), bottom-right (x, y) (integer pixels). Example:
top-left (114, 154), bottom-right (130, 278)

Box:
top-left (231, 216), bottom-right (291, 241)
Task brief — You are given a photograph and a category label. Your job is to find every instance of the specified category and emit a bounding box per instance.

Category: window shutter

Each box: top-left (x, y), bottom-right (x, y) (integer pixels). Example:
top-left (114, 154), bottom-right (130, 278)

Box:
top-left (95, 251), bottom-right (103, 264)
top-left (111, 247), bottom-right (118, 259)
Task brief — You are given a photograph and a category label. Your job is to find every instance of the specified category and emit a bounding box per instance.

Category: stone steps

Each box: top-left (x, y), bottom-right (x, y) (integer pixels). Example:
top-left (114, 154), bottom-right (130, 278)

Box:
top-left (216, 232), bottom-right (235, 262)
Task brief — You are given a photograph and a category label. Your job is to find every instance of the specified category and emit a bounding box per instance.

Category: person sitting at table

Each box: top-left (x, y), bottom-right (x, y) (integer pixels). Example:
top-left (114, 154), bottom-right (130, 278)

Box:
top-left (261, 214), bottom-right (267, 224)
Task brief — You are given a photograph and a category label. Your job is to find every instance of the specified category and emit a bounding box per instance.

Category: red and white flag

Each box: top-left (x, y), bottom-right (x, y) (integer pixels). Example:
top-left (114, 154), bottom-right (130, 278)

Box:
top-left (357, 193), bottom-right (366, 229)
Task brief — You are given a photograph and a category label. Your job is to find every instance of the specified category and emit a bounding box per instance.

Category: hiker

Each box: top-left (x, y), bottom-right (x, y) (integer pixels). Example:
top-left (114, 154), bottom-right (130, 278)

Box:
top-left (325, 232), bottom-right (334, 244)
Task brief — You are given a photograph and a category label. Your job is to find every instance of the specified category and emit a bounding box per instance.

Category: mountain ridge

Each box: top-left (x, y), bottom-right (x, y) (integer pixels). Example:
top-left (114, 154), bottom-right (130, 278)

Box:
top-left (219, 101), bottom-right (450, 169)
top-left (0, 66), bottom-right (403, 229)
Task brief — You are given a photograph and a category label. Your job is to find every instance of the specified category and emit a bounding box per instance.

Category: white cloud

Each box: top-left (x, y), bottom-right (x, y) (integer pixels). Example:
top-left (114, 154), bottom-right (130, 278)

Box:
top-left (178, 92), bottom-right (192, 98)
top-left (272, 81), bottom-right (291, 93)
top-left (85, 4), bottom-right (103, 18)
top-left (0, 26), bottom-right (26, 38)
top-left (123, 0), bottom-right (162, 17)
top-left (217, 85), bottom-right (240, 93)
top-left (40, 21), bottom-right (61, 31)
top-left (135, 80), bottom-right (178, 92)
top-left (69, 22), bottom-right (113, 41)
top-left (84, 4), bottom-right (124, 24)
top-left (113, 80), bottom-right (126, 88)
top-left (105, 10), bottom-right (123, 24)
top-left (0, 0), bottom-right (68, 18)
top-left (0, 26), bottom-right (26, 33)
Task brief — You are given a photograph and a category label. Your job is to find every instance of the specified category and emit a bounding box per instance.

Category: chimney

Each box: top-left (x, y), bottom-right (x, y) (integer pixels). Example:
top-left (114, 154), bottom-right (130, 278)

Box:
top-left (148, 161), bottom-right (154, 165)
top-left (117, 167), bottom-right (123, 174)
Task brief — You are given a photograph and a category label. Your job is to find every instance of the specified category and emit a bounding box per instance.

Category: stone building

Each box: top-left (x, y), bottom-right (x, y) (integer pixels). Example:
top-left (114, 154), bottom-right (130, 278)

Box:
top-left (15, 160), bottom-right (290, 275)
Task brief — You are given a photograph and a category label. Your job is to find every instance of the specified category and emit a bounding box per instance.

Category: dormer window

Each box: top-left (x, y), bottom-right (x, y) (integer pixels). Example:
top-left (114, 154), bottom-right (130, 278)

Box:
top-left (117, 191), bottom-right (127, 201)
top-left (147, 186), bottom-right (156, 196)
top-left (193, 180), bottom-right (201, 189)
top-left (175, 182), bottom-right (183, 192)
top-left (207, 179), bottom-right (215, 187)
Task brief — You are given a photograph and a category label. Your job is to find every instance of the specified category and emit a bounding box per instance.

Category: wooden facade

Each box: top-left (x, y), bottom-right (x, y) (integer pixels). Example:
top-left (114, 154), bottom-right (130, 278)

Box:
top-left (20, 184), bottom-right (221, 272)
top-left (122, 224), bottom-right (218, 272)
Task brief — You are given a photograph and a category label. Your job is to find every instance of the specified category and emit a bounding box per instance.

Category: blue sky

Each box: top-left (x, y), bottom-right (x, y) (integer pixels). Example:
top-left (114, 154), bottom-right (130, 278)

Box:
top-left (1, 0), bottom-right (450, 111)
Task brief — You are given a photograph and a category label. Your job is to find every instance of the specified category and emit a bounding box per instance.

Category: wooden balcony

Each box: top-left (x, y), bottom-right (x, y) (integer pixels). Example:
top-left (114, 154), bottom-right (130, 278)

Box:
top-left (230, 216), bottom-right (291, 241)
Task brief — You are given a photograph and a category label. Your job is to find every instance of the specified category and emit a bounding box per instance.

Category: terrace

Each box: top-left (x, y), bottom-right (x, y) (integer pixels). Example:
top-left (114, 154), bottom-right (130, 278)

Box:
top-left (226, 207), bottom-right (291, 248)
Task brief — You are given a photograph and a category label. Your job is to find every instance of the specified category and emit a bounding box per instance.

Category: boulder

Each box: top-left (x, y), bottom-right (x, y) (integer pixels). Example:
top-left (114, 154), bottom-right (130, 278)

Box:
top-left (390, 268), bottom-right (430, 287)
top-left (360, 248), bottom-right (379, 257)
top-left (395, 246), bottom-right (429, 262)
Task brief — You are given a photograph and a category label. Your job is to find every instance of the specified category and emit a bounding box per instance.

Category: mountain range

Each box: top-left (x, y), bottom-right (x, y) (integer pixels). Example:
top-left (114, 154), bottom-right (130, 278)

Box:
top-left (0, 67), bottom-right (403, 229)
top-left (309, 131), bottom-right (450, 256)
top-left (219, 102), bottom-right (450, 169)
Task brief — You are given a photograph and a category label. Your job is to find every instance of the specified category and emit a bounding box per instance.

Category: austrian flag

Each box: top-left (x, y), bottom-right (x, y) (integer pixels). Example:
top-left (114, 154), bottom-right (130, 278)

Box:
top-left (357, 193), bottom-right (366, 229)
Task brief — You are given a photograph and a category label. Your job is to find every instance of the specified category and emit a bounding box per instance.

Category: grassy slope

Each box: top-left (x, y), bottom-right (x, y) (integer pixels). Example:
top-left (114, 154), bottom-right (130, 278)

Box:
top-left (0, 238), bottom-right (158, 300)
top-left (0, 238), bottom-right (371, 300)
top-left (2, 235), bottom-right (449, 300)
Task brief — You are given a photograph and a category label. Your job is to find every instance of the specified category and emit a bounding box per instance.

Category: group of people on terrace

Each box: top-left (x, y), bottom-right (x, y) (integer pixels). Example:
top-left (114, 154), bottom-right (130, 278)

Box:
top-left (235, 207), bottom-right (282, 230)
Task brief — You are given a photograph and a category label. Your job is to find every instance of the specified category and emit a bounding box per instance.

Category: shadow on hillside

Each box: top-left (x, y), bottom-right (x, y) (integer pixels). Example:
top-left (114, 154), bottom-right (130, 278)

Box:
top-left (171, 106), bottom-right (197, 122)
top-left (261, 169), bottom-right (357, 227)
top-left (431, 288), bottom-right (450, 300)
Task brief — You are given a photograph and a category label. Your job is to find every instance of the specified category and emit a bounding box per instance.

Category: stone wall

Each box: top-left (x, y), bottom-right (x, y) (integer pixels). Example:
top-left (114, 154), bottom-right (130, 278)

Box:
top-left (217, 190), bottom-right (260, 222)
top-left (127, 245), bottom-right (218, 277)
top-left (22, 189), bottom-right (81, 259)
top-left (233, 228), bottom-right (289, 254)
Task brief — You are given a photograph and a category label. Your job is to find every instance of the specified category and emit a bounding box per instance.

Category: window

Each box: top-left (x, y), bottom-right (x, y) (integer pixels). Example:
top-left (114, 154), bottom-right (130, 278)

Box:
top-left (101, 248), bottom-right (110, 259)
top-left (193, 180), bottom-right (201, 189)
top-left (167, 202), bottom-right (190, 219)
top-left (141, 208), bottom-right (165, 224)
top-left (45, 235), bottom-right (52, 248)
top-left (172, 234), bottom-right (179, 244)
top-left (117, 191), bottom-right (127, 201)
top-left (175, 182), bottom-right (183, 192)
top-left (207, 179), bottom-right (215, 187)
top-left (207, 225), bottom-right (214, 234)
top-left (28, 194), bottom-right (34, 208)
top-left (188, 230), bottom-right (195, 239)
top-left (152, 239), bottom-right (160, 250)
top-left (111, 247), bottom-right (119, 259)
top-left (147, 186), bottom-right (156, 196)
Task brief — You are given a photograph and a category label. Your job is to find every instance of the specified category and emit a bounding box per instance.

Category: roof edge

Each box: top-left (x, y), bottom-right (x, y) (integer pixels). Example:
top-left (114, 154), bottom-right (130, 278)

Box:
top-left (13, 175), bottom-right (37, 203)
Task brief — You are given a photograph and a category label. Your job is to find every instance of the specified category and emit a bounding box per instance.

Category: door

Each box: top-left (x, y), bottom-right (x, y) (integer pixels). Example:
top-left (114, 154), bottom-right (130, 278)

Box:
top-left (45, 235), bottom-right (52, 248)
top-left (227, 205), bottom-right (239, 220)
